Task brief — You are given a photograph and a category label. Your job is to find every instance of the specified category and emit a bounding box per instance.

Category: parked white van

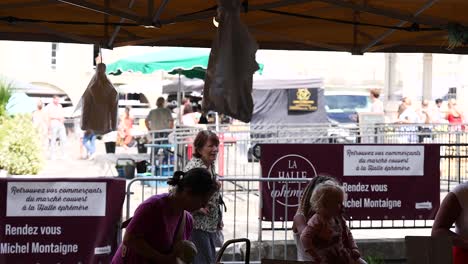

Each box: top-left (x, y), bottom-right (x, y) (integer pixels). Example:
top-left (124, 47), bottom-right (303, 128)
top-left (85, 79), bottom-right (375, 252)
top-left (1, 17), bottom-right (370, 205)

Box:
top-left (324, 89), bottom-right (372, 124)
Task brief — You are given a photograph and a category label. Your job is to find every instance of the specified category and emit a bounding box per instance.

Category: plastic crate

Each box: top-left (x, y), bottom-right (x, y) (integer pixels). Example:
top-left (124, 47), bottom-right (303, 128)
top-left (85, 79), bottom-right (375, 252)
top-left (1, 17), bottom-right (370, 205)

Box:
top-left (136, 164), bottom-right (173, 187)
top-left (147, 165), bottom-right (174, 187)
top-left (154, 165), bottom-right (174, 177)
top-left (146, 178), bottom-right (168, 188)
top-left (136, 173), bottom-right (152, 187)
top-left (136, 173), bottom-right (164, 187)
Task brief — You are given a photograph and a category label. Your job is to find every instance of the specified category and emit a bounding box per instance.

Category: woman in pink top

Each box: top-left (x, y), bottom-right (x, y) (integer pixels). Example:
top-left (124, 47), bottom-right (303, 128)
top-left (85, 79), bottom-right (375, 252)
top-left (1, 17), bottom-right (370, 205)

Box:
top-left (447, 99), bottom-right (464, 132)
top-left (118, 106), bottom-right (134, 148)
top-left (112, 168), bottom-right (219, 264)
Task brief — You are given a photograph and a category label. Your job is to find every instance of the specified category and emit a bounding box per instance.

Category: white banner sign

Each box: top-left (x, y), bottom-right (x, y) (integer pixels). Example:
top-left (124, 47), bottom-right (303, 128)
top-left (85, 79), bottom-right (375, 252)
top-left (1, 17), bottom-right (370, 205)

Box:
top-left (6, 182), bottom-right (107, 217)
top-left (343, 145), bottom-right (424, 176)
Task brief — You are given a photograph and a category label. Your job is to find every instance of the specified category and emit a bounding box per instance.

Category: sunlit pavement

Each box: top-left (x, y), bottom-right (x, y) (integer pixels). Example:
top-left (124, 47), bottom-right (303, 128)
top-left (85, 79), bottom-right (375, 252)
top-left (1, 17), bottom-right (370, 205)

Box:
top-left (38, 137), bottom-right (112, 177)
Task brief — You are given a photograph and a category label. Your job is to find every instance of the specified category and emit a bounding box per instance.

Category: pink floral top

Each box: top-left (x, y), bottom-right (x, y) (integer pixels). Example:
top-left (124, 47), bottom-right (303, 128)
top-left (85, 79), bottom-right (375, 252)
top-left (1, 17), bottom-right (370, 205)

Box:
top-left (300, 214), bottom-right (359, 264)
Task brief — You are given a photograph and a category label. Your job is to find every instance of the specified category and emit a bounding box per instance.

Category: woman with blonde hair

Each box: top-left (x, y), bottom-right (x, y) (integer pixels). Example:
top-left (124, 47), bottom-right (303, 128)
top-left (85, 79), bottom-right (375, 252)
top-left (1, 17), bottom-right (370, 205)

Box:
top-left (294, 176), bottom-right (366, 263)
top-left (301, 181), bottom-right (365, 264)
top-left (293, 175), bottom-right (339, 261)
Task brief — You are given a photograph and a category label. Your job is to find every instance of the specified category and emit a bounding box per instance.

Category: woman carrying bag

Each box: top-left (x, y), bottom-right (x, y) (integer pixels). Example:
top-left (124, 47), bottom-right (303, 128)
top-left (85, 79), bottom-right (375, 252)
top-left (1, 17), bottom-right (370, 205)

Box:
top-left (184, 130), bottom-right (224, 264)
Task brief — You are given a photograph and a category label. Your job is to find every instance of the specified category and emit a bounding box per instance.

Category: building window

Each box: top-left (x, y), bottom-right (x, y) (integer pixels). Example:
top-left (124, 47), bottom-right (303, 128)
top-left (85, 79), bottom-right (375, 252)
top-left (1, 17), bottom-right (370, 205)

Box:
top-left (51, 43), bottom-right (58, 70)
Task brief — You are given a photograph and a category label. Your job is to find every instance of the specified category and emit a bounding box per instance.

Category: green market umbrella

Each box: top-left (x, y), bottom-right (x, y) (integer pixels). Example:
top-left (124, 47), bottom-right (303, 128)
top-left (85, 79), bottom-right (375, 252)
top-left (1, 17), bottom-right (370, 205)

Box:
top-left (106, 47), bottom-right (263, 79)
top-left (106, 48), bottom-right (209, 79)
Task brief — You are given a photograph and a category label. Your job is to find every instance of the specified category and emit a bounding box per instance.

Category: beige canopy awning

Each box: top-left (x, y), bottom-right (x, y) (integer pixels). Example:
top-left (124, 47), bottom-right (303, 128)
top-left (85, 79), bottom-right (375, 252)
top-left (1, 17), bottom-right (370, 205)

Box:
top-left (0, 0), bottom-right (467, 54)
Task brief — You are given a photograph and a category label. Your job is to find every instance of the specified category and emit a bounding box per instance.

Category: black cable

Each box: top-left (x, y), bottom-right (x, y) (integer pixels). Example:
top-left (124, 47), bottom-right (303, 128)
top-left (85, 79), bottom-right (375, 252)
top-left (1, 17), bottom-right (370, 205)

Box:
top-left (261, 9), bottom-right (442, 32)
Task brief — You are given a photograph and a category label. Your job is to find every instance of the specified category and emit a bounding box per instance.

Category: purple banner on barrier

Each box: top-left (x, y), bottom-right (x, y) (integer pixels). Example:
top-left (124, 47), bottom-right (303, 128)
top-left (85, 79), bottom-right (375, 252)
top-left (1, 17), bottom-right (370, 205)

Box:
top-left (261, 144), bottom-right (440, 221)
top-left (0, 177), bottom-right (126, 263)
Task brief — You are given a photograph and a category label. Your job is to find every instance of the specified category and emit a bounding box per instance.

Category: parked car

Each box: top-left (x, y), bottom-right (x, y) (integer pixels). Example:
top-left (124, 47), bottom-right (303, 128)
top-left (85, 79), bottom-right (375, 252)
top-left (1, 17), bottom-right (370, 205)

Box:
top-left (324, 90), bottom-right (372, 143)
top-left (324, 90), bottom-right (371, 123)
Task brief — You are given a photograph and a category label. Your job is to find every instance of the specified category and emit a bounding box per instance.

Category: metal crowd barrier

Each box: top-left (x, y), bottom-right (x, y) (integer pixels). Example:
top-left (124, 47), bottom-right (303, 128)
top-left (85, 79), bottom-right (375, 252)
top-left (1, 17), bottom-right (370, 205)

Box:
top-left (117, 123), bottom-right (468, 262)
top-left (123, 159), bottom-right (468, 262)
top-left (145, 123), bottom-right (468, 182)
top-left (124, 177), bottom-right (309, 262)
top-left (139, 124), bottom-right (468, 226)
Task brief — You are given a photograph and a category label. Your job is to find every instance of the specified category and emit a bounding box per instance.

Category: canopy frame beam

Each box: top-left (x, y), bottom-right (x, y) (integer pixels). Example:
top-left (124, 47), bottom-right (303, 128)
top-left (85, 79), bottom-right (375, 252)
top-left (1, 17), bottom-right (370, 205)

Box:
top-left (160, 0), bottom-right (318, 25)
top-left (107, 0), bottom-right (136, 48)
top-left (368, 32), bottom-right (446, 52)
top-left (147, 0), bottom-right (154, 22)
top-left (357, 29), bottom-right (375, 41)
top-left (315, 0), bottom-right (447, 29)
top-left (116, 2), bottom-right (339, 47)
top-left (107, 0), bottom-right (170, 48)
top-left (55, 0), bottom-right (146, 24)
top-left (361, 0), bottom-right (440, 53)
top-left (152, 0), bottom-right (171, 24)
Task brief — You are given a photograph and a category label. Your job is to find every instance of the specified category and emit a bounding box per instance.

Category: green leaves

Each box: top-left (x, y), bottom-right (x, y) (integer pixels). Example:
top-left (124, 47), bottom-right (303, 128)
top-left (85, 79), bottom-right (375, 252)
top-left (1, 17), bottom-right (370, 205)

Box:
top-left (0, 78), bottom-right (13, 117)
top-left (0, 114), bottom-right (43, 175)
top-left (364, 255), bottom-right (384, 264)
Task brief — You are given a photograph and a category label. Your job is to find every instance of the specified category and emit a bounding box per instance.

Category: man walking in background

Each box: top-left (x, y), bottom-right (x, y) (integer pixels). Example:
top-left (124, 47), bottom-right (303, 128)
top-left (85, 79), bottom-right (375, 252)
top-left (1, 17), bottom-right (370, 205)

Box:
top-left (46, 95), bottom-right (67, 159)
top-left (145, 97), bottom-right (174, 130)
top-left (145, 97), bottom-right (174, 165)
top-left (145, 97), bottom-right (174, 142)
top-left (418, 99), bottom-right (433, 143)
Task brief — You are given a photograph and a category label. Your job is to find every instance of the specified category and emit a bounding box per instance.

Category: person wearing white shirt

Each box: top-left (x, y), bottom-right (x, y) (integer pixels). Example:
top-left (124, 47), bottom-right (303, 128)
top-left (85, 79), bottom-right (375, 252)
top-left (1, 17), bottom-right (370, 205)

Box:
top-left (398, 98), bottom-right (420, 123)
top-left (397, 97), bottom-right (420, 143)
top-left (418, 99), bottom-right (433, 143)
top-left (433, 98), bottom-right (447, 123)
top-left (45, 95), bottom-right (67, 159)
top-left (370, 88), bottom-right (384, 113)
